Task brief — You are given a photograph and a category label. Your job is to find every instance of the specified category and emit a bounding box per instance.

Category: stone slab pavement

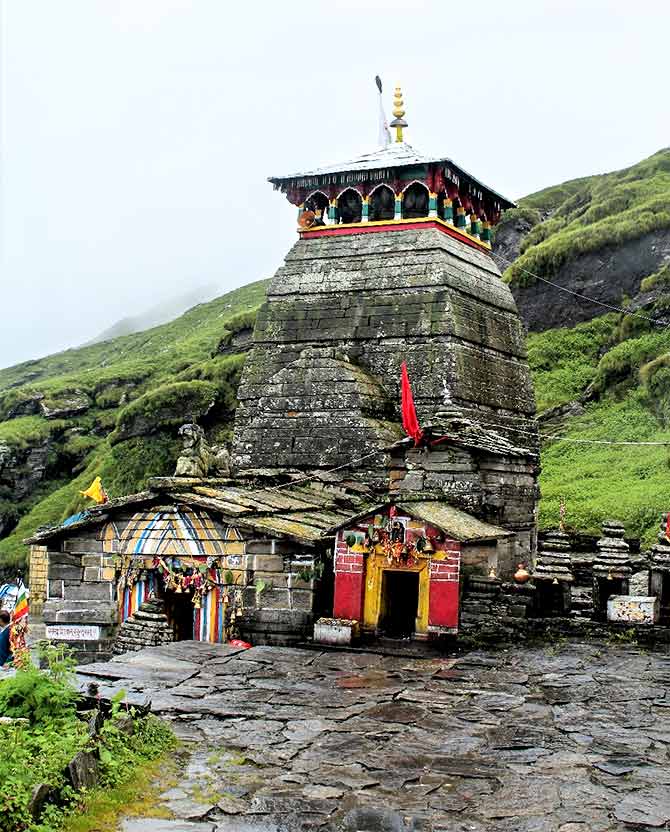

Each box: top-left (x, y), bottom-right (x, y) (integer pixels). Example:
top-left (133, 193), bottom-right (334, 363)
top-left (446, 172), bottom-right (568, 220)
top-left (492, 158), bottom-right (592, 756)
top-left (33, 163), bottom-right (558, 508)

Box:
top-left (75, 640), bottom-right (670, 832)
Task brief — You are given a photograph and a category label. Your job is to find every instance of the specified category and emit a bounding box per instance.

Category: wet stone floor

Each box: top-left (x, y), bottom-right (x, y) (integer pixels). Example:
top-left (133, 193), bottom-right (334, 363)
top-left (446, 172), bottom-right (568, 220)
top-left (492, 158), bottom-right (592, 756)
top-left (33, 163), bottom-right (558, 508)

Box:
top-left (76, 640), bottom-right (670, 832)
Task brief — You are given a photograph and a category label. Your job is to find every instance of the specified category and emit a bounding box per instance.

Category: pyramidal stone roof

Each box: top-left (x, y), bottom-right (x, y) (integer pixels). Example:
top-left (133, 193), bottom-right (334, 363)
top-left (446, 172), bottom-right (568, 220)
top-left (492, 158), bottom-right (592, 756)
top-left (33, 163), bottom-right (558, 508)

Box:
top-left (269, 141), bottom-right (515, 208)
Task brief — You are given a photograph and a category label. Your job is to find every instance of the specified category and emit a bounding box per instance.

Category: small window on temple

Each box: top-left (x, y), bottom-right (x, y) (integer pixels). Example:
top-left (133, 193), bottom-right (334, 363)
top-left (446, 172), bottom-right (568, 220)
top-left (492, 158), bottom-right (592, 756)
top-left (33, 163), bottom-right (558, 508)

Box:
top-left (402, 182), bottom-right (429, 219)
top-left (369, 185), bottom-right (395, 221)
top-left (304, 192), bottom-right (329, 225)
top-left (337, 189), bottom-right (362, 224)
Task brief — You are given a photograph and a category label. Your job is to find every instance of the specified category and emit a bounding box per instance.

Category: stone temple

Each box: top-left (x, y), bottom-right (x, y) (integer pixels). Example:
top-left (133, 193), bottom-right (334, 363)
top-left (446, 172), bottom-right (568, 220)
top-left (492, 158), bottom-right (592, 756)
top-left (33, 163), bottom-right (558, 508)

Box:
top-left (28, 86), bottom-right (540, 659)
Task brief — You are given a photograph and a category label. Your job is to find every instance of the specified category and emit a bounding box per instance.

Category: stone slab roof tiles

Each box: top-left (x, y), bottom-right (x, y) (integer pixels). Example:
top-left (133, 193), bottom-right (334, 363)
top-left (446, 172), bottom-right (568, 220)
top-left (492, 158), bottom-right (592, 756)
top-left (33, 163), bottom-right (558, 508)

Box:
top-left (26, 480), bottom-right (372, 547)
top-left (396, 500), bottom-right (514, 543)
top-left (327, 498), bottom-right (512, 543)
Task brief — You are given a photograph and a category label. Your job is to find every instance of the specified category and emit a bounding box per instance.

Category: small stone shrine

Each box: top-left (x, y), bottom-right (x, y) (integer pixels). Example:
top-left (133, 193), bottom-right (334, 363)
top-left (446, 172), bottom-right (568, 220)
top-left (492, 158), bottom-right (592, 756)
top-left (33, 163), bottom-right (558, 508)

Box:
top-left (649, 513), bottom-right (670, 622)
top-left (592, 519), bottom-right (632, 620)
top-left (113, 597), bottom-right (173, 654)
top-left (532, 529), bottom-right (574, 616)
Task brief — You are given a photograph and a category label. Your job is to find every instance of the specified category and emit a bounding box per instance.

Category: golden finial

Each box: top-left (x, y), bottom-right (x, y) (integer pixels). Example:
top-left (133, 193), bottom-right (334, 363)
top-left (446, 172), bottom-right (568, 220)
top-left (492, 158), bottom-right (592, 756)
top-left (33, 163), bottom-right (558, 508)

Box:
top-left (390, 84), bottom-right (408, 143)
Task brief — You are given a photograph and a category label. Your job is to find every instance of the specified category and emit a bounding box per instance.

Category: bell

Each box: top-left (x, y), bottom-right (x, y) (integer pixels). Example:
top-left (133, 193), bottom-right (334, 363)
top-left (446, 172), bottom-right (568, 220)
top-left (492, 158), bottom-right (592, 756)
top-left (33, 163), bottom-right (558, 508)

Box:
top-left (552, 577), bottom-right (559, 585)
top-left (423, 537), bottom-right (435, 555)
top-left (488, 566), bottom-right (497, 579)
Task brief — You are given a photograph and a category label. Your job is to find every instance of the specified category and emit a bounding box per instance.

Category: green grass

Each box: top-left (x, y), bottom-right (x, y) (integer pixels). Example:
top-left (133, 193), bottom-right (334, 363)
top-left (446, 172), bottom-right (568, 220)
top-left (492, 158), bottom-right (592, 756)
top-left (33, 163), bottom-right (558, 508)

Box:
top-left (529, 308), bottom-right (670, 545)
top-left (0, 280), bottom-right (268, 567)
top-left (60, 752), bottom-right (179, 832)
top-left (526, 314), bottom-right (618, 411)
top-left (503, 148), bottom-right (670, 287)
top-left (0, 416), bottom-right (67, 449)
top-left (539, 393), bottom-right (670, 546)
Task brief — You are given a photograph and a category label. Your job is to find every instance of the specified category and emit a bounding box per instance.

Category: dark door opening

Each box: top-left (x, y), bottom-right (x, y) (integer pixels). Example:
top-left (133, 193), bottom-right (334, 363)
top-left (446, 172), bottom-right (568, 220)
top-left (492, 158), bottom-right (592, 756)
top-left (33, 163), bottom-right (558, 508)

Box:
top-left (313, 551), bottom-right (334, 620)
top-left (164, 591), bottom-right (195, 641)
top-left (593, 577), bottom-right (625, 620)
top-left (380, 571), bottom-right (419, 638)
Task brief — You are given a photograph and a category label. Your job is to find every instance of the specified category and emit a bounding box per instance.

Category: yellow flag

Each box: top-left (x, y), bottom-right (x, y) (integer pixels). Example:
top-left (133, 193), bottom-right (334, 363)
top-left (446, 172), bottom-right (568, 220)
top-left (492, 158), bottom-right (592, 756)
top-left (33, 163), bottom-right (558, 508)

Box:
top-left (80, 476), bottom-right (108, 504)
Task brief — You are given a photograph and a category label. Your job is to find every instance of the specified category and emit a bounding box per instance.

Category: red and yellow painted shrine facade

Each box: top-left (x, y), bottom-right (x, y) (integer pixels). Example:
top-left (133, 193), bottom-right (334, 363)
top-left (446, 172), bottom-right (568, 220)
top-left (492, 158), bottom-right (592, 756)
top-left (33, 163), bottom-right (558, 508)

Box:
top-left (332, 505), bottom-right (461, 637)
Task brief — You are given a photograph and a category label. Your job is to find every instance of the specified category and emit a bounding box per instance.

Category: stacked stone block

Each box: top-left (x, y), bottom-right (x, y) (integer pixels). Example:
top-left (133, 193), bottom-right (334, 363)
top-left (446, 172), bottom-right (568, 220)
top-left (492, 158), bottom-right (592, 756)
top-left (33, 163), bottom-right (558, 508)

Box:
top-left (42, 531), bottom-right (118, 663)
top-left (113, 598), bottom-right (173, 654)
top-left (649, 513), bottom-right (670, 621)
top-left (592, 520), bottom-right (632, 620)
top-left (532, 530), bottom-right (574, 616)
top-left (238, 538), bottom-right (319, 645)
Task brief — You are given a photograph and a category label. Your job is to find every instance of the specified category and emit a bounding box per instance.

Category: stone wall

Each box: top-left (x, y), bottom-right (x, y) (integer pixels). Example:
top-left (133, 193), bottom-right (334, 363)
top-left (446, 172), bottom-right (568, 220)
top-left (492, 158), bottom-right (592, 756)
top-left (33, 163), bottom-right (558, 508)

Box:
top-left (390, 442), bottom-right (539, 570)
top-left (42, 531), bottom-right (118, 663)
top-left (238, 538), bottom-right (319, 646)
top-left (233, 228), bottom-right (537, 477)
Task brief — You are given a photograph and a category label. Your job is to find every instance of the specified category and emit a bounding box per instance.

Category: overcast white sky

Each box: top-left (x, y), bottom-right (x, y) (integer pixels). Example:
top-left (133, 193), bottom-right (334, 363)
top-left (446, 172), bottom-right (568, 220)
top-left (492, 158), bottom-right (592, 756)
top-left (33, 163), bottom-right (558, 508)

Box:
top-left (1, 0), bottom-right (669, 368)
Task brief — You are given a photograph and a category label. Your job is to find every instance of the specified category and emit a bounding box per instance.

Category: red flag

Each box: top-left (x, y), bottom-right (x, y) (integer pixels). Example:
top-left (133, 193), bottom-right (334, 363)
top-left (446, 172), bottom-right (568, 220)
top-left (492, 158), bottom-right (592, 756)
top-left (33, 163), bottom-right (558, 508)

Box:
top-left (665, 513), bottom-right (670, 543)
top-left (401, 361), bottom-right (423, 445)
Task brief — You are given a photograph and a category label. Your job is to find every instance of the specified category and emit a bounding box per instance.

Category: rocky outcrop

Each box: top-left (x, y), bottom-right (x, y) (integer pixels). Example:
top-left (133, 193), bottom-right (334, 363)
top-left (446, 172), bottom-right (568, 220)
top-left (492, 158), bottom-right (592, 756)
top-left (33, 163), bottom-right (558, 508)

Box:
top-left (491, 210), bottom-right (540, 273)
top-left (0, 438), bottom-right (51, 501)
top-left (216, 325), bottom-right (254, 356)
top-left (505, 227), bottom-right (670, 332)
top-left (39, 391), bottom-right (90, 420)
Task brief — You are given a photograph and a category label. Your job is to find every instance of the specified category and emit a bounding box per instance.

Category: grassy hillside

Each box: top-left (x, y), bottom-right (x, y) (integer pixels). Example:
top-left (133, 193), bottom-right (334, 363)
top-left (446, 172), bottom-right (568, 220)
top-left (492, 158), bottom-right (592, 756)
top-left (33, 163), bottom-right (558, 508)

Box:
top-left (504, 149), bottom-right (670, 546)
top-left (0, 280), bottom-right (268, 567)
top-left (497, 148), bottom-right (670, 286)
top-left (528, 308), bottom-right (670, 547)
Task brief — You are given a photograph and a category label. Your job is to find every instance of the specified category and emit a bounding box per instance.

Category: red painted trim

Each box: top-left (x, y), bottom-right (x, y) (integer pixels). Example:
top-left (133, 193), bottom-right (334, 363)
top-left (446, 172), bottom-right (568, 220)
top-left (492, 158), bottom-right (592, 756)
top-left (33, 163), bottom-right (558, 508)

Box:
top-left (333, 551), bottom-right (366, 621)
top-left (300, 220), bottom-right (488, 252)
top-left (428, 543), bottom-right (461, 629)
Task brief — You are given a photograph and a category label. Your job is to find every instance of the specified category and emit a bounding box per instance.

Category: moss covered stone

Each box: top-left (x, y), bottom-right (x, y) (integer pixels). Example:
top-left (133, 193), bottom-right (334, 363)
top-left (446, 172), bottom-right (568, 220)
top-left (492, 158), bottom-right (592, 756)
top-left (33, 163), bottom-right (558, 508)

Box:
top-left (110, 380), bottom-right (218, 444)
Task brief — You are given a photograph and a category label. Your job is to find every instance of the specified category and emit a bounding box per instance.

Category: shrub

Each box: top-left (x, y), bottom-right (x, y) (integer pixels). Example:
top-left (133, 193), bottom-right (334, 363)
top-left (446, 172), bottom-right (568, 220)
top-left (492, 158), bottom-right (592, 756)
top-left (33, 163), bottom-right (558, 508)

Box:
top-left (591, 331), bottom-right (670, 397)
top-left (640, 263), bottom-right (670, 293)
top-left (526, 314), bottom-right (617, 411)
top-left (0, 646), bottom-right (176, 832)
top-left (0, 643), bottom-right (78, 724)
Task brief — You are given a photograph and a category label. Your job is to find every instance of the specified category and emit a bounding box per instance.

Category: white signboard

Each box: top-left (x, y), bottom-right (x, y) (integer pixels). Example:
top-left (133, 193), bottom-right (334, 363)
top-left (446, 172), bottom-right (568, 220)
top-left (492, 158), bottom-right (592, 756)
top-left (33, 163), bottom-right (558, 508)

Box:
top-left (46, 624), bottom-right (101, 641)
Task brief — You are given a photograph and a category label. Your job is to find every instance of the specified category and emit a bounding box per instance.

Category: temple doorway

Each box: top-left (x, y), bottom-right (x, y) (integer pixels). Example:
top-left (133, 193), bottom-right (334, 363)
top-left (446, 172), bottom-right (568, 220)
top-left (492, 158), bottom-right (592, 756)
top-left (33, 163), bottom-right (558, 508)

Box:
top-left (164, 591), bottom-right (195, 640)
top-left (380, 571), bottom-right (419, 638)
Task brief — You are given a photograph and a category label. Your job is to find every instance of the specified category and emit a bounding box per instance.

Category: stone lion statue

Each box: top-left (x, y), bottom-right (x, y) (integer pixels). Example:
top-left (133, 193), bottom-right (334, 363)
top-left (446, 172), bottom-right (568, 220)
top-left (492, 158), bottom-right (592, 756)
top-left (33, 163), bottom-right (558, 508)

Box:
top-left (174, 423), bottom-right (231, 478)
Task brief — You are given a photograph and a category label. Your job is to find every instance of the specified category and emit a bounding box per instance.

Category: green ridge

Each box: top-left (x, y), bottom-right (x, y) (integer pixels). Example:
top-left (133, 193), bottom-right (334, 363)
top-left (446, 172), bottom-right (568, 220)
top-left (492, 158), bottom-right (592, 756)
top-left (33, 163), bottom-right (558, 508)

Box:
top-left (504, 148), bottom-right (670, 287)
top-left (0, 280), bottom-right (268, 566)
